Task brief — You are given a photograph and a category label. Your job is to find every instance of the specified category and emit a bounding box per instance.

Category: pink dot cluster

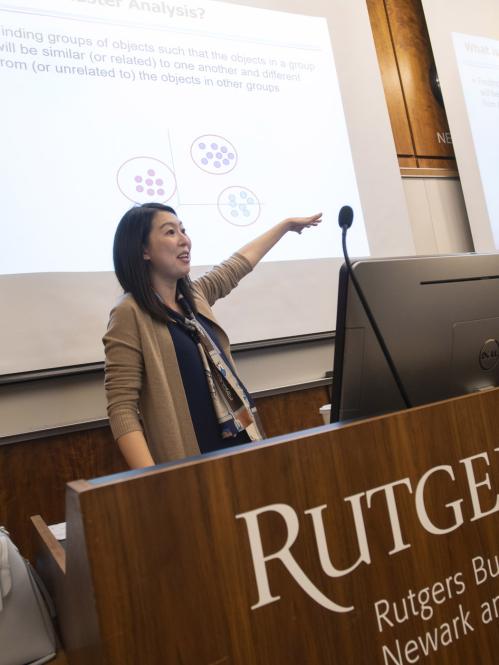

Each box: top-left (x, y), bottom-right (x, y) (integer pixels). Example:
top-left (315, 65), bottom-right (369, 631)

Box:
top-left (134, 169), bottom-right (165, 197)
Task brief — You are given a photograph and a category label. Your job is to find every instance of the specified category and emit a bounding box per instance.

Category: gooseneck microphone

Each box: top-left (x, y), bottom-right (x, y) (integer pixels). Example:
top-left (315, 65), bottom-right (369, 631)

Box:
top-left (338, 206), bottom-right (412, 409)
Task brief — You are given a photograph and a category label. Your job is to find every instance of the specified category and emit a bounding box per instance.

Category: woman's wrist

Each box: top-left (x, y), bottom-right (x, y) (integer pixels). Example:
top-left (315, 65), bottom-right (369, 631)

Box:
top-left (279, 218), bottom-right (293, 234)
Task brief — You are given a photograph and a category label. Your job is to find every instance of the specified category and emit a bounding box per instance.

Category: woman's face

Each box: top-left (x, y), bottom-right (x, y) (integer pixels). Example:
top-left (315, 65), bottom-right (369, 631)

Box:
top-left (143, 211), bottom-right (192, 282)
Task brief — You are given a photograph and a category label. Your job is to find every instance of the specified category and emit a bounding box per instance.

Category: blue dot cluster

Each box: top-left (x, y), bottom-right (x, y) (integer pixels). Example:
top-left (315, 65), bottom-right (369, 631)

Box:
top-left (198, 141), bottom-right (235, 169)
top-left (228, 190), bottom-right (256, 218)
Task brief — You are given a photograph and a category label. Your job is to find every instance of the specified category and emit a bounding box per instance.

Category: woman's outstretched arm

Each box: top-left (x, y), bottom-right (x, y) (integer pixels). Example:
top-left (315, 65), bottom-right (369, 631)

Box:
top-left (191, 213), bottom-right (323, 305)
top-left (236, 213), bottom-right (322, 268)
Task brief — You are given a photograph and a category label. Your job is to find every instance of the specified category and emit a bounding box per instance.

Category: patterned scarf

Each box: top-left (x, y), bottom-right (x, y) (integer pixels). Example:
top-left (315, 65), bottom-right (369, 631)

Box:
top-left (168, 295), bottom-right (264, 442)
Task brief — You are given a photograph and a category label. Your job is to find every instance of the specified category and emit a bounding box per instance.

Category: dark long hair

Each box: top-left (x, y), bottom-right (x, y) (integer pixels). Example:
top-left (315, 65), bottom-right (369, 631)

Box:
top-left (113, 203), bottom-right (197, 323)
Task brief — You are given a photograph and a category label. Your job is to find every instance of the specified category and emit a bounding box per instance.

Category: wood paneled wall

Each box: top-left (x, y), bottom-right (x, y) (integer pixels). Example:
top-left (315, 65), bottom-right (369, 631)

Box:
top-left (0, 427), bottom-right (127, 562)
top-left (0, 386), bottom-right (330, 561)
top-left (367, 0), bottom-right (456, 170)
top-left (256, 385), bottom-right (329, 439)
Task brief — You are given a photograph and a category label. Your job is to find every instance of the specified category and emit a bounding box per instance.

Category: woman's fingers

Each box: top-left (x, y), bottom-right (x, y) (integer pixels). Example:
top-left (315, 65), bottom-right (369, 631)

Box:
top-left (285, 213), bottom-right (323, 234)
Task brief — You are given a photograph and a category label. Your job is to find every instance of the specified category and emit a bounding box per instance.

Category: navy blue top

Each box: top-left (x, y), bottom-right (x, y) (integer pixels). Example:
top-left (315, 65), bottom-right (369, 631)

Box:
top-left (166, 309), bottom-right (251, 454)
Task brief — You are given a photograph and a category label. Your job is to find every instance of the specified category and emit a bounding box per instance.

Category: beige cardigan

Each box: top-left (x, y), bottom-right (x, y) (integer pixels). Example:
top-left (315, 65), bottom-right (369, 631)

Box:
top-left (103, 253), bottom-right (253, 463)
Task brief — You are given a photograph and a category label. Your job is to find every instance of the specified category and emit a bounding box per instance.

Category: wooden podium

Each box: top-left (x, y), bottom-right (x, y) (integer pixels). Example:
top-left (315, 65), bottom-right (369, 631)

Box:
top-left (33, 389), bottom-right (499, 664)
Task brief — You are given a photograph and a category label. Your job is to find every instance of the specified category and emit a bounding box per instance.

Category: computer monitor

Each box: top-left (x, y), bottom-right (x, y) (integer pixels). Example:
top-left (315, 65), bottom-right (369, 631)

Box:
top-left (330, 253), bottom-right (499, 423)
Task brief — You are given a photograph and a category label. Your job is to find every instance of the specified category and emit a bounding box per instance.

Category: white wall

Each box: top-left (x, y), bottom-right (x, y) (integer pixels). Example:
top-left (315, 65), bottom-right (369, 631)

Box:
top-left (0, 175), bottom-right (471, 442)
top-left (403, 175), bottom-right (473, 254)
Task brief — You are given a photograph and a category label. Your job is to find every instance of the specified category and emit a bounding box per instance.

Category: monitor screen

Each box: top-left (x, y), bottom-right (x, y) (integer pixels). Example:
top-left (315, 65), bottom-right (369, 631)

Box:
top-left (331, 254), bottom-right (499, 423)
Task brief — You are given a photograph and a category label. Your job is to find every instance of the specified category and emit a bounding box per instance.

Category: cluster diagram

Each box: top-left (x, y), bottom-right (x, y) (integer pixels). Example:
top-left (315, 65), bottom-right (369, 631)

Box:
top-left (116, 134), bottom-right (261, 227)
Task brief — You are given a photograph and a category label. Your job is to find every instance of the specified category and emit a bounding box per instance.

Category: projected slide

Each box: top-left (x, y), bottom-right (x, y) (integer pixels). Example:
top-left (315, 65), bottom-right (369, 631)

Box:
top-left (453, 33), bottom-right (499, 248)
top-left (0, 0), bottom-right (368, 274)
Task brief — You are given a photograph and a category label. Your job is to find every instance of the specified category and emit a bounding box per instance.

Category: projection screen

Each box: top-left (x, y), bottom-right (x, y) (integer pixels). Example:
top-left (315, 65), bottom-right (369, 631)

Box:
top-left (0, 0), bottom-right (414, 375)
top-left (421, 0), bottom-right (499, 253)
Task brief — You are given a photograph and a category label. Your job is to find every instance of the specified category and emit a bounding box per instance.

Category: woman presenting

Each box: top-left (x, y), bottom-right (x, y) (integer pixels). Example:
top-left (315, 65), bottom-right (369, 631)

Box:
top-left (103, 203), bottom-right (322, 468)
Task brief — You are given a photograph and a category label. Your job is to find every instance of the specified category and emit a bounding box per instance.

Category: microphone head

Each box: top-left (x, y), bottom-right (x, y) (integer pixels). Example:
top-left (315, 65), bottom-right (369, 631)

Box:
top-left (338, 205), bottom-right (354, 229)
